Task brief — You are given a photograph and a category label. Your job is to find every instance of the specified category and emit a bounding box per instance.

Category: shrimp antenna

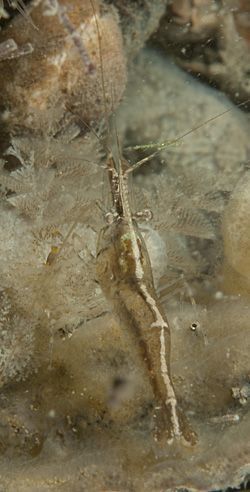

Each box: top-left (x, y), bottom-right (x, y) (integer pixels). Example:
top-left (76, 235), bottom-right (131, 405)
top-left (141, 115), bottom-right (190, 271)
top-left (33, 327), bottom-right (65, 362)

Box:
top-left (89, 0), bottom-right (110, 139)
top-left (125, 98), bottom-right (250, 175)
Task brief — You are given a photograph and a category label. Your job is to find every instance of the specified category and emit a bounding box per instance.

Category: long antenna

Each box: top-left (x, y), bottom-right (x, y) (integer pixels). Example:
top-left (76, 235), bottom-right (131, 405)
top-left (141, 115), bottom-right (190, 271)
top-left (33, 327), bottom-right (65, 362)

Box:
top-left (89, 0), bottom-right (110, 136)
top-left (125, 99), bottom-right (250, 175)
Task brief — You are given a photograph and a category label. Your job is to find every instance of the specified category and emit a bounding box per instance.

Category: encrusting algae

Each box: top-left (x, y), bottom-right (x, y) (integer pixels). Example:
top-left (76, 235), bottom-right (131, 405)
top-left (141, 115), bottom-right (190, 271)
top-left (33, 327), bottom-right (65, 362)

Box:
top-left (0, 1), bottom-right (250, 491)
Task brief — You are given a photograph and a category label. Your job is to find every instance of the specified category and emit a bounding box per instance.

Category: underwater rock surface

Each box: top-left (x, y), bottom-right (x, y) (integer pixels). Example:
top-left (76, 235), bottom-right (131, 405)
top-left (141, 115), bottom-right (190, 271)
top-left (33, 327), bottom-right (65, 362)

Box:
top-left (0, 301), bottom-right (250, 491)
top-left (0, 8), bottom-right (250, 492)
top-left (155, 0), bottom-right (250, 104)
top-left (0, 0), bottom-right (127, 136)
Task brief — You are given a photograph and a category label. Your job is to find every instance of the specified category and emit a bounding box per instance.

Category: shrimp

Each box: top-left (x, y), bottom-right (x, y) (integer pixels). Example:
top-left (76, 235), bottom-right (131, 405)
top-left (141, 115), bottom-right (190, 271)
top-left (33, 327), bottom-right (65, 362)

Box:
top-left (96, 151), bottom-right (197, 445)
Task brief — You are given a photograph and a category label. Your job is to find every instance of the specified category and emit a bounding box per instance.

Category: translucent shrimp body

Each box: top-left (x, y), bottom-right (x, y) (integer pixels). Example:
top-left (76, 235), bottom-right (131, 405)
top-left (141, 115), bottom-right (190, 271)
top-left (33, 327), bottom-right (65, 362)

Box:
top-left (96, 156), bottom-right (196, 445)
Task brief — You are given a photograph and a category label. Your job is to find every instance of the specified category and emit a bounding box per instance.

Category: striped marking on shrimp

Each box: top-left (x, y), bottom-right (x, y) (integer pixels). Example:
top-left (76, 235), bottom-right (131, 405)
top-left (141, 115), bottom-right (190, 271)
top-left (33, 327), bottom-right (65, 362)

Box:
top-left (139, 282), bottom-right (182, 440)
